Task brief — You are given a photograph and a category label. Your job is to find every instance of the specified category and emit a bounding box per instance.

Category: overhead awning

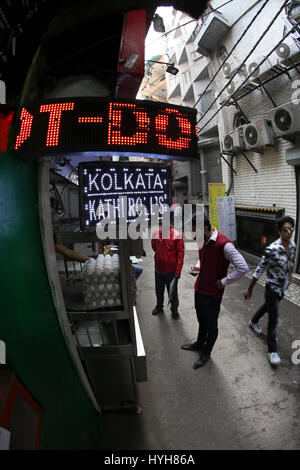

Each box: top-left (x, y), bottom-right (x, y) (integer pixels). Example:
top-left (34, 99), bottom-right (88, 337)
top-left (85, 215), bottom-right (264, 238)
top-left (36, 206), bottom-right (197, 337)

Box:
top-left (235, 206), bottom-right (285, 221)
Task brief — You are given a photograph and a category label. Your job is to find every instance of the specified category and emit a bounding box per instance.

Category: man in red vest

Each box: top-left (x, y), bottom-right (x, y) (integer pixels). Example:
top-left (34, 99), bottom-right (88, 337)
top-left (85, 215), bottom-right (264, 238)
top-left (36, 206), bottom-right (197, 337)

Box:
top-left (181, 215), bottom-right (249, 368)
top-left (151, 217), bottom-right (184, 320)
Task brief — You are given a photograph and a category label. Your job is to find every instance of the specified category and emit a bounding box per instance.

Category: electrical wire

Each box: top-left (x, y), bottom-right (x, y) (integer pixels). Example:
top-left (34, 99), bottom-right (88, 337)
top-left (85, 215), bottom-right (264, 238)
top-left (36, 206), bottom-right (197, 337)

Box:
top-left (193, 0), bottom-right (270, 109)
top-left (145, 0), bottom-right (235, 50)
top-left (233, 58), bottom-right (300, 103)
top-left (197, 17), bottom-right (300, 134)
top-left (196, 0), bottom-right (291, 131)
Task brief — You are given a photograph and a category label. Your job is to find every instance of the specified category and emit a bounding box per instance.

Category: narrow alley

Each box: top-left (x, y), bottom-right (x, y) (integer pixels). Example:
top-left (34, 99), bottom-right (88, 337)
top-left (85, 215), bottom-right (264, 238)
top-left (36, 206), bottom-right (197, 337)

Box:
top-left (99, 238), bottom-right (300, 450)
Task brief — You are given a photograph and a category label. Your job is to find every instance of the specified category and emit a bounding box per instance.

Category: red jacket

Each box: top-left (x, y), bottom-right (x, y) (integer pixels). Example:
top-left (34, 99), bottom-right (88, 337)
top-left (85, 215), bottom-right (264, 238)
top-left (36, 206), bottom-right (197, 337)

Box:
top-left (151, 227), bottom-right (184, 277)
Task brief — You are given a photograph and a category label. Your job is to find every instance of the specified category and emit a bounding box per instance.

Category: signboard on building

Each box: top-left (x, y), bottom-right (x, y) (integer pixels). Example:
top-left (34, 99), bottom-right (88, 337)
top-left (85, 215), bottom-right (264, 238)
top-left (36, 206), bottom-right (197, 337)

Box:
top-left (208, 183), bottom-right (226, 231)
top-left (78, 161), bottom-right (171, 229)
top-left (11, 98), bottom-right (199, 161)
top-left (217, 196), bottom-right (237, 241)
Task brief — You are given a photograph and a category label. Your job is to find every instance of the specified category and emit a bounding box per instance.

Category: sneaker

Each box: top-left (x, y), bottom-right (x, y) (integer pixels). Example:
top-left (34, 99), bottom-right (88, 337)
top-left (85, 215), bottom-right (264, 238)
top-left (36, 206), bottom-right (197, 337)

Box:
top-left (269, 352), bottom-right (281, 365)
top-left (248, 320), bottom-right (262, 334)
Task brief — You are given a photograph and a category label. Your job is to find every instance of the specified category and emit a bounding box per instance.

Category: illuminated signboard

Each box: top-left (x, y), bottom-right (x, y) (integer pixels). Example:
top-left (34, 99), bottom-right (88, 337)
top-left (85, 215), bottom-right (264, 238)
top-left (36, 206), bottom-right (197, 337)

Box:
top-left (11, 98), bottom-right (199, 161)
top-left (78, 161), bottom-right (171, 229)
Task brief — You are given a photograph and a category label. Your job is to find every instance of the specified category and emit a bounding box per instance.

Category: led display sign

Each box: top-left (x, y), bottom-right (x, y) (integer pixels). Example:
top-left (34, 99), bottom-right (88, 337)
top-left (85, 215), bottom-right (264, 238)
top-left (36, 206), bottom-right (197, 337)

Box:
top-left (78, 161), bottom-right (171, 229)
top-left (11, 98), bottom-right (199, 160)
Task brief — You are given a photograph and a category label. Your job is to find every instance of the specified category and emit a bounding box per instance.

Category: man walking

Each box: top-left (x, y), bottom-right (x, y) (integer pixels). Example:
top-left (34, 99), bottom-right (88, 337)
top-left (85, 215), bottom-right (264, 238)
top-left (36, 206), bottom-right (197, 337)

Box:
top-left (181, 215), bottom-right (249, 368)
top-left (244, 216), bottom-right (296, 366)
top-left (151, 218), bottom-right (184, 320)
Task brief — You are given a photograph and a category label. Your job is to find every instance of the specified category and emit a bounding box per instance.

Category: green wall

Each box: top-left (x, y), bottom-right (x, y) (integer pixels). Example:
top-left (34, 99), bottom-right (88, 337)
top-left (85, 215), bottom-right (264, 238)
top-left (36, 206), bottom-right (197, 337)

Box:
top-left (0, 151), bottom-right (102, 449)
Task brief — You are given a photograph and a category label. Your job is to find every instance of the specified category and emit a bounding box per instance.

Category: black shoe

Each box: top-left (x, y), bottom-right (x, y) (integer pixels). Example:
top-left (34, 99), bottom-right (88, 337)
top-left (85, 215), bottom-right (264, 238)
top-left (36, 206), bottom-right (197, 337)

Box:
top-left (193, 353), bottom-right (211, 369)
top-left (152, 307), bottom-right (164, 315)
top-left (171, 311), bottom-right (179, 320)
top-left (181, 342), bottom-right (202, 351)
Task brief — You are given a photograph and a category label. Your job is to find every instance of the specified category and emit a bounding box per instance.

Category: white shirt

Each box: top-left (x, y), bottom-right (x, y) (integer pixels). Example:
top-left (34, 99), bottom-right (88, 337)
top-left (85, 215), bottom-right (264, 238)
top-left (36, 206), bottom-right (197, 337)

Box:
top-left (195, 229), bottom-right (249, 286)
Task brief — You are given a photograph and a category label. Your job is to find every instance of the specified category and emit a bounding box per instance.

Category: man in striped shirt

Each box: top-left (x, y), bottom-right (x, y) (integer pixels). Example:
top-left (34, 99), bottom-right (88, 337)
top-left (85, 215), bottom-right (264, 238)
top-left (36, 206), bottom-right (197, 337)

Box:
top-left (244, 216), bottom-right (296, 366)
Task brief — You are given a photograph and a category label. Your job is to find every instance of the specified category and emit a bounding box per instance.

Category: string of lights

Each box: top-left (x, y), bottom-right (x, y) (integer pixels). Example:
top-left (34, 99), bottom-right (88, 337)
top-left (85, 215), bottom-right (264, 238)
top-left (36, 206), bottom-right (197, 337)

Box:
top-left (197, 18), bottom-right (300, 134)
top-left (196, 0), bottom-right (291, 131)
top-left (193, 0), bottom-right (271, 109)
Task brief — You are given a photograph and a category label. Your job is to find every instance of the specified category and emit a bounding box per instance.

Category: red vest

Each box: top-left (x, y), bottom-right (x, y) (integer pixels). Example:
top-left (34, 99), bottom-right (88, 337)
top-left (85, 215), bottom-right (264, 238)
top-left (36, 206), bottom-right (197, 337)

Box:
top-left (195, 232), bottom-right (231, 299)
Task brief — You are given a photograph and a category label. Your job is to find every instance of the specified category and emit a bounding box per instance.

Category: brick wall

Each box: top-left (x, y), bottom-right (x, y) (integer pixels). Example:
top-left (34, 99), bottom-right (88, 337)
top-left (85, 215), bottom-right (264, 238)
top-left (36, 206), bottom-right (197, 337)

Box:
top-left (208, 0), bottom-right (298, 221)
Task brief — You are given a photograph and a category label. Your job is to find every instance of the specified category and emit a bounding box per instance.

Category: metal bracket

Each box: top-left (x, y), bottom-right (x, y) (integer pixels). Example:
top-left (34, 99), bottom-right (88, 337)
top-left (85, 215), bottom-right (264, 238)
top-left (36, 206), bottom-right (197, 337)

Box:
top-left (255, 79), bottom-right (277, 107)
top-left (240, 150), bottom-right (258, 173)
top-left (231, 98), bottom-right (250, 123)
top-left (287, 58), bottom-right (300, 76)
top-left (219, 152), bottom-right (237, 175)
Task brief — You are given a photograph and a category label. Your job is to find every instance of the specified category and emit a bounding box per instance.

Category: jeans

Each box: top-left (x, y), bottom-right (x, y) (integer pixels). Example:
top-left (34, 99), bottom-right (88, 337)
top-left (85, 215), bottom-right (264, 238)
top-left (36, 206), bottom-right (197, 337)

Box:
top-left (133, 264), bottom-right (143, 279)
top-left (194, 291), bottom-right (221, 355)
top-left (155, 270), bottom-right (179, 313)
top-left (251, 285), bottom-right (282, 353)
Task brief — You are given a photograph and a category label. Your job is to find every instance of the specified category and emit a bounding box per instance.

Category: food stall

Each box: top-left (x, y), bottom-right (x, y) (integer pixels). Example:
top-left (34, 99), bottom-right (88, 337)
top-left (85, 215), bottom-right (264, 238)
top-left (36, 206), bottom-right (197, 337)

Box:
top-left (39, 157), bottom-right (173, 409)
top-left (8, 96), bottom-right (198, 410)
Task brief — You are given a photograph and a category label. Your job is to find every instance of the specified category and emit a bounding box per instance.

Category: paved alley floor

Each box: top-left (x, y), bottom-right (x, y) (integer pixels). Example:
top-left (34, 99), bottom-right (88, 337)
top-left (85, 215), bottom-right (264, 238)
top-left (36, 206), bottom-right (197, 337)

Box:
top-left (99, 239), bottom-right (300, 450)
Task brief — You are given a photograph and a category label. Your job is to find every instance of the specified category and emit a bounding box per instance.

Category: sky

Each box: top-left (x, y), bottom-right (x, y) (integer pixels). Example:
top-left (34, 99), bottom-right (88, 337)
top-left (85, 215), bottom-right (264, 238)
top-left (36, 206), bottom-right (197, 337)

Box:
top-left (144, 6), bottom-right (173, 60)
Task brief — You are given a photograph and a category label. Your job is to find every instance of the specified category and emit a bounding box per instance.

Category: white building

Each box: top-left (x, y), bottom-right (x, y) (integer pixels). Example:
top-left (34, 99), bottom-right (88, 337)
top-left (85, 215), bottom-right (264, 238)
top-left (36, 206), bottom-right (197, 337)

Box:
top-left (163, 0), bottom-right (300, 278)
top-left (164, 7), bottom-right (222, 205)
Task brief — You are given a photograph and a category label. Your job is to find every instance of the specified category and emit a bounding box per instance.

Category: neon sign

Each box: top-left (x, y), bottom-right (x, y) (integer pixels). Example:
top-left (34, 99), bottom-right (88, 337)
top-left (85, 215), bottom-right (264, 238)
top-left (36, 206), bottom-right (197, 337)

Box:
top-left (78, 162), bottom-right (171, 228)
top-left (12, 98), bottom-right (198, 160)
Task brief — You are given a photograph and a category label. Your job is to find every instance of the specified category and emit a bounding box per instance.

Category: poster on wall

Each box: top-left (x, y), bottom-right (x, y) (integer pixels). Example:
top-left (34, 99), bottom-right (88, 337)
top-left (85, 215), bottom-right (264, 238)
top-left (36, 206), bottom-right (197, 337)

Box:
top-left (217, 196), bottom-right (237, 241)
top-left (208, 183), bottom-right (226, 231)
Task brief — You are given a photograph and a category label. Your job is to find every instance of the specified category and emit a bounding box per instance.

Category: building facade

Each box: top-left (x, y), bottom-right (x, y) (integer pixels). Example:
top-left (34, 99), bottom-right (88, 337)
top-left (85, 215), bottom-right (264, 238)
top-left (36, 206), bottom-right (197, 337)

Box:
top-left (164, 7), bottom-right (223, 204)
top-left (161, 0), bottom-right (300, 277)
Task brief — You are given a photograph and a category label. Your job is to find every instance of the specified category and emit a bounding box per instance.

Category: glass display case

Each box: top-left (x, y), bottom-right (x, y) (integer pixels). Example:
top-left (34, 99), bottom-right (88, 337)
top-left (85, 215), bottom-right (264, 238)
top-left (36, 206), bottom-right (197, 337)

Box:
top-left (38, 158), bottom-right (147, 411)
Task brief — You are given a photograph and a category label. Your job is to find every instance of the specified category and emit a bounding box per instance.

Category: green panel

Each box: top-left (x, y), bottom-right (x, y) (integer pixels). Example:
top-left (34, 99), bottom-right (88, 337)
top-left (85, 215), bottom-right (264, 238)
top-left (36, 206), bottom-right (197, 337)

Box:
top-left (0, 151), bottom-right (101, 449)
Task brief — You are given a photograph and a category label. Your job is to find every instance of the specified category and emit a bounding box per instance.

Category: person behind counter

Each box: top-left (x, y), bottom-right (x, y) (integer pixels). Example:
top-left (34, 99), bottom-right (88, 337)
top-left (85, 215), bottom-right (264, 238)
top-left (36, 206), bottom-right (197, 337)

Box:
top-left (54, 243), bottom-right (90, 263)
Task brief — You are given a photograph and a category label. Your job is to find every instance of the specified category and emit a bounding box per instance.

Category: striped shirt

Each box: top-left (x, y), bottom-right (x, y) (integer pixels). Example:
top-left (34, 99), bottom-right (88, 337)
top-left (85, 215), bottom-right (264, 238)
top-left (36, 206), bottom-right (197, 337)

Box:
top-left (253, 238), bottom-right (296, 296)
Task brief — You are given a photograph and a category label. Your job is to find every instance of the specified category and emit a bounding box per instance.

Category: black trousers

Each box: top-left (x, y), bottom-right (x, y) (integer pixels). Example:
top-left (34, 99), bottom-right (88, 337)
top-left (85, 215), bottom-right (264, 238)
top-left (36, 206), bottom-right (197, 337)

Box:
top-left (194, 291), bottom-right (221, 355)
top-left (251, 284), bottom-right (282, 353)
top-left (155, 270), bottom-right (179, 313)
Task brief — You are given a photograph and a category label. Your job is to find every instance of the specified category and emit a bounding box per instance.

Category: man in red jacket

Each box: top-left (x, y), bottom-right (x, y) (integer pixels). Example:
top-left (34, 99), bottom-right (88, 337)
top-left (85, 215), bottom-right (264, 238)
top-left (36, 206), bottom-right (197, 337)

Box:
top-left (181, 215), bottom-right (249, 368)
top-left (151, 218), bottom-right (184, 320)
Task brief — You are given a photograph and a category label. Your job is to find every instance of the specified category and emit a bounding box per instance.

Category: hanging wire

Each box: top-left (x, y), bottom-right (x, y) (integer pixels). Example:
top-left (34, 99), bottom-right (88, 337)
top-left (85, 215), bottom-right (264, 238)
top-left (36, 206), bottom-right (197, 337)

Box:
top-left (193, 0), bottom-right (271, 110)
top-left (145, 0), bottom-right (235, 50)
top-left (196, 0), bottom-right (291, 131)
top-left (197, 17), bottom-right (300, 134)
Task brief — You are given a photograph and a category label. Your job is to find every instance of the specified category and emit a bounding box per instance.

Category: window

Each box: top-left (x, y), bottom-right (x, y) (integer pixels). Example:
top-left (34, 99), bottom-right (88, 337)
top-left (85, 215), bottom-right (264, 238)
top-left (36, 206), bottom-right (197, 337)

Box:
top-left (182, 70), bottom-right (191, 85)
top-left (200, 90), bottom-right (215, 113)
top-left (217, 45), bottom-right (228, 65)
top-left (237, 217), bottom-right (279, 257)
top-left (191, 50), bottom-right (201, 61)
top-left (233, 111), bottom-right (248, 128)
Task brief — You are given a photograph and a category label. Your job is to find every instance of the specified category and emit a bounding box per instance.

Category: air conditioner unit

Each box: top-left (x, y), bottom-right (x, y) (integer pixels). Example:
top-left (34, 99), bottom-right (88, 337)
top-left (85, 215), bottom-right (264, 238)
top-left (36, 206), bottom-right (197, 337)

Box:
top-left (242, 119), bottom-right (275, 150)
top-left (273, 36), bottom-right (300, 63)
top-left (247, 55), bottom-right (273, 81)
top-left (222, 56), bottom-right (244, 78)
top-left (222, 127), bottom-right (245, 153)
top-left (270, 102), bottom-right (300, 140)
top-left (225, 74), bottom-right (248, 98)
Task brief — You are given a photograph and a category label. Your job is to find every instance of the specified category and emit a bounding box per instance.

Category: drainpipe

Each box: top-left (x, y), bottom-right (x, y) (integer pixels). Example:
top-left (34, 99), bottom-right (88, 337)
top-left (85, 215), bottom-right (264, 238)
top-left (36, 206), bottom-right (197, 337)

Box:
top-left (199, 149), bottom-right (207, 200)
top-left (227, 154), bottom-right (234, 195)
